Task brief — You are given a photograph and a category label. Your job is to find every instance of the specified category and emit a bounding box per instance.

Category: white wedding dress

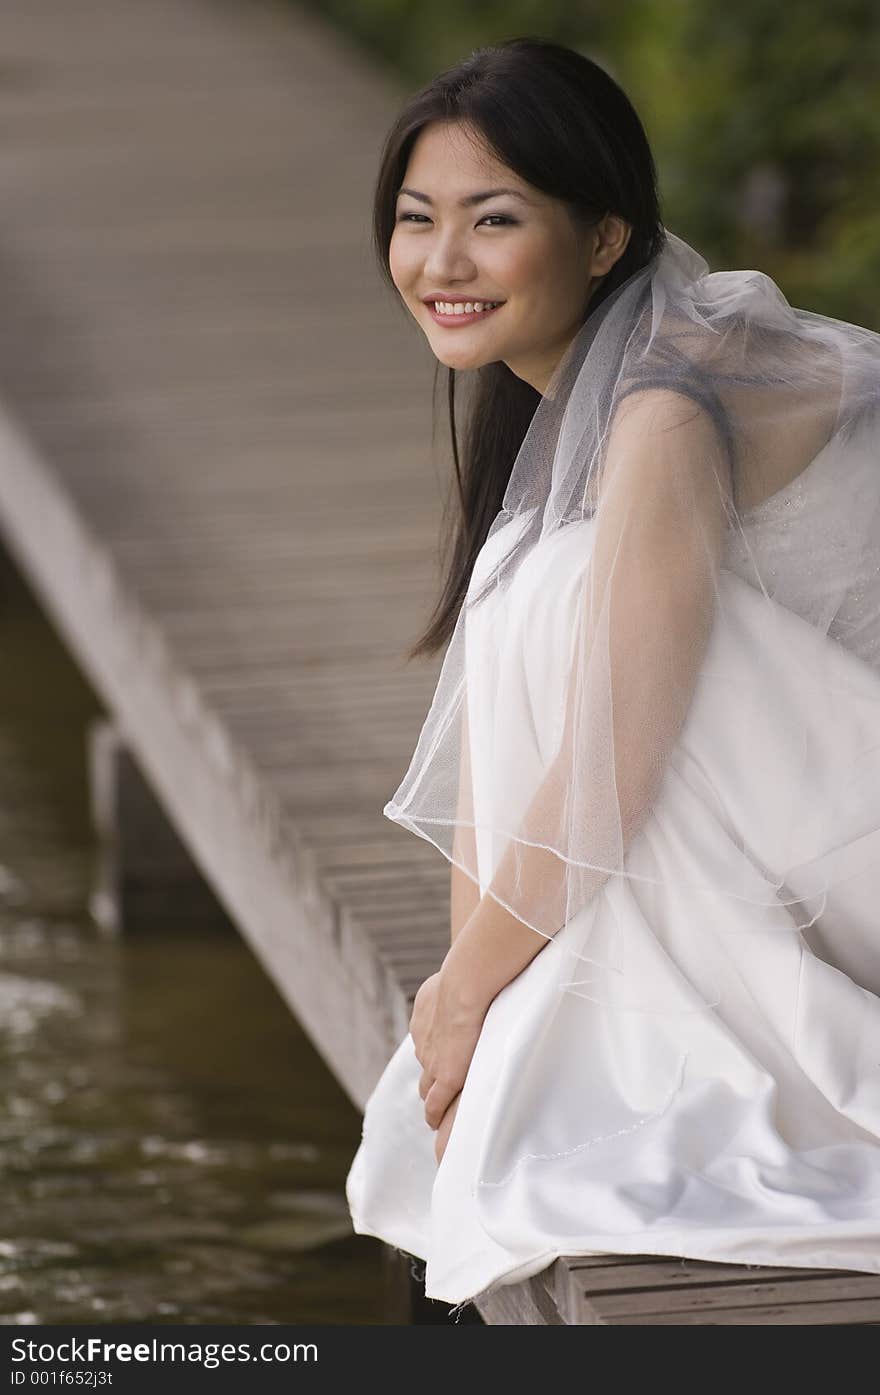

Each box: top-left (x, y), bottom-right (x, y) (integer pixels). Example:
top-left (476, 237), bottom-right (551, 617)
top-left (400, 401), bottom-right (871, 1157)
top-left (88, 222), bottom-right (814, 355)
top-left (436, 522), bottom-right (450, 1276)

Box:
top-left (345, 415), bottom-right (880, 1308)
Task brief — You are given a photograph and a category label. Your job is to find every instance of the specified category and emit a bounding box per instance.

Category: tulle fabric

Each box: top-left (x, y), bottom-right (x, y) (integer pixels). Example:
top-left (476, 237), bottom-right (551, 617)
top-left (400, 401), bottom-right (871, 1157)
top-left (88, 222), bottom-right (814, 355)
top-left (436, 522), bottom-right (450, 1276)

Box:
top-left (382, 229), bottom-right (880, 1018)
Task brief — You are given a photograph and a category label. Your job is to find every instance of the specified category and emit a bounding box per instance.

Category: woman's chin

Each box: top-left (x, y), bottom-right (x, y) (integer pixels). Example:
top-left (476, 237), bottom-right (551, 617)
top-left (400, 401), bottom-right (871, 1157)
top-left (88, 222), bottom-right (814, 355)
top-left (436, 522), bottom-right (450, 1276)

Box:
top-left (430, 344), bottom-right (500, 371)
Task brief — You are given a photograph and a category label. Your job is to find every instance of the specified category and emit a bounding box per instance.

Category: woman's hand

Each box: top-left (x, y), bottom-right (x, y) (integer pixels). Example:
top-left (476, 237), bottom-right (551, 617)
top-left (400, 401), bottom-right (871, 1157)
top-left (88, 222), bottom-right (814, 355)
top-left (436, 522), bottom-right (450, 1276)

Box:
top-left (409, 968), bottom-right (489, 1134)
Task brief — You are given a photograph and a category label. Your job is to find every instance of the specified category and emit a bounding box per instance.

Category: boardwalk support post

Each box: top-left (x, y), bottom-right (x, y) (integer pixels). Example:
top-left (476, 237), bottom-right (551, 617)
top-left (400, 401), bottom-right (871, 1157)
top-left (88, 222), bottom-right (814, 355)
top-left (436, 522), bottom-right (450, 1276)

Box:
top-left (87, 717), bottom-right (236, 935)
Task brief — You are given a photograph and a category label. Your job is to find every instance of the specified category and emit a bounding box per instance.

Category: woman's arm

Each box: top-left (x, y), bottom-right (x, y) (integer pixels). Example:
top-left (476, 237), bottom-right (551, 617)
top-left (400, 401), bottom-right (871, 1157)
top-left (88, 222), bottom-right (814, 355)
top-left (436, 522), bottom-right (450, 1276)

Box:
top-left (439, 389), bottom-right (730, 1015)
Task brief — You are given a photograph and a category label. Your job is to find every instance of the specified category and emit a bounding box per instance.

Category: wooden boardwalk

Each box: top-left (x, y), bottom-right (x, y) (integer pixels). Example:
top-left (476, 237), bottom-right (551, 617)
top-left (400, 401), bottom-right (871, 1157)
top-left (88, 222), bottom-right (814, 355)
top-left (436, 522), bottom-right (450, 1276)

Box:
top-left (0, 0), bottom-right (877, 1325)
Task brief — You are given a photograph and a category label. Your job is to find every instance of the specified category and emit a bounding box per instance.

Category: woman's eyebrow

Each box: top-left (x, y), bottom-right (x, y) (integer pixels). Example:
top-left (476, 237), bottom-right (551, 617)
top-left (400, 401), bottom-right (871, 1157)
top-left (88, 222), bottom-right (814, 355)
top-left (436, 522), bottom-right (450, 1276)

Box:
top-left (397, 186), bottom-right (530, 206)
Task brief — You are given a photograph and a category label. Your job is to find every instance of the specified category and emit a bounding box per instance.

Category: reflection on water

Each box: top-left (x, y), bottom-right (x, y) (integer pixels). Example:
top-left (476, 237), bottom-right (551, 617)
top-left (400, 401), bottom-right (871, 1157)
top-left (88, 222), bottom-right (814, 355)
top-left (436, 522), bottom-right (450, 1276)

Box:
top-left (0, 544), bottom-right (391, 1324)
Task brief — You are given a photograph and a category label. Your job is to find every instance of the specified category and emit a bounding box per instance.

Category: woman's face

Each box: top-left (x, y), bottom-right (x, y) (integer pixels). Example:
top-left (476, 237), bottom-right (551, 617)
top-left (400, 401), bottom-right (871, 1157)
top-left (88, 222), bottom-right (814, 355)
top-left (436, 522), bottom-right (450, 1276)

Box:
top-left (390, 120), bottom-right (631, 395)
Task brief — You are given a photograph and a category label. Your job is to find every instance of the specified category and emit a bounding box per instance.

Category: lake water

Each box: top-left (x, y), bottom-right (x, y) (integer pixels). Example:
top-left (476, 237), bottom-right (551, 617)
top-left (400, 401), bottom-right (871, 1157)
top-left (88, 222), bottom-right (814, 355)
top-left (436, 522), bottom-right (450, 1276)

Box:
top-left (0, 542), bottom-right (403, 1324)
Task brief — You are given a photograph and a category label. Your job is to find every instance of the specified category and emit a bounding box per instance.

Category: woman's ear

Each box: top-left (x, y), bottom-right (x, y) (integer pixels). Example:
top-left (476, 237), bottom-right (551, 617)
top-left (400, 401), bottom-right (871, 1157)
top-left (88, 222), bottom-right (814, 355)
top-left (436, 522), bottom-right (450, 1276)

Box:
top-left (592, 214), bottom-right (632, 276)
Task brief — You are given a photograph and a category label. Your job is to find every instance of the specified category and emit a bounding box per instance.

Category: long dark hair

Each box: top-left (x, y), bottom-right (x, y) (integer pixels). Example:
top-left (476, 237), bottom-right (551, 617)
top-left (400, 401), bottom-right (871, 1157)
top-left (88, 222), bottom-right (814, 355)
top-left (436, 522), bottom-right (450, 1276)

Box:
top-left (372, 36), bottom-right (666, 659)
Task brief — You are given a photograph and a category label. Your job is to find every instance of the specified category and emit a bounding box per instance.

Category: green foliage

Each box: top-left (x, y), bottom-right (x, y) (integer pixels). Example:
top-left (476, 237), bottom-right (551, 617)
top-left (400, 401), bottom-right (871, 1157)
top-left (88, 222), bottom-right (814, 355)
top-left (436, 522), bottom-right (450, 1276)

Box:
top-left (294, 0), bottom-right (880, 325)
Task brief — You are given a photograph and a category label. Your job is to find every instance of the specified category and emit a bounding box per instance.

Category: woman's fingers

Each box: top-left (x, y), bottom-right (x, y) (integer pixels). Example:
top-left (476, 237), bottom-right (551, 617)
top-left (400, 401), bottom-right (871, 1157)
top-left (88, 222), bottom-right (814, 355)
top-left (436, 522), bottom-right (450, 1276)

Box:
top-left (418, 1065), bottom-right (433, 1102)
top-left (434, 1094), bottom-right (461, 1166)
top-left (424, 1076), bottom-right (459, 1130)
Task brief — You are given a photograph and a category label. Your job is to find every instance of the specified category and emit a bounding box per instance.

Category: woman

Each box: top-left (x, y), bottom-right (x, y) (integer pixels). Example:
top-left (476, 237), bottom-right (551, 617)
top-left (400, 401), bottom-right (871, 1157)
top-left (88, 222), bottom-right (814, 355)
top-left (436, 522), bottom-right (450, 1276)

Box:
top-left (345, 36), bottom-right (880, 1309)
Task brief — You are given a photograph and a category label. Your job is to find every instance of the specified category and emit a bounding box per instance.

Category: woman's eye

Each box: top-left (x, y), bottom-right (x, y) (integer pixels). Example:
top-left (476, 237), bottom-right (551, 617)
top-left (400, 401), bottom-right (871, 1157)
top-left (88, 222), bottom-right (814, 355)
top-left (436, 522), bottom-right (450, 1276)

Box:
top-left (395, 213), bottom-right (516, 227)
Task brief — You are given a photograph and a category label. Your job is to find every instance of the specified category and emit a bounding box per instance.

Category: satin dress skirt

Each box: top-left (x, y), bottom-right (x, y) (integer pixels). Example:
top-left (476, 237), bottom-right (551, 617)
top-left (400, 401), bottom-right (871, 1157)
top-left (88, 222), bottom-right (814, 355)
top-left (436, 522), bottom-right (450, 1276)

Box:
top-left (346, 572), bottom-right (880, 1307)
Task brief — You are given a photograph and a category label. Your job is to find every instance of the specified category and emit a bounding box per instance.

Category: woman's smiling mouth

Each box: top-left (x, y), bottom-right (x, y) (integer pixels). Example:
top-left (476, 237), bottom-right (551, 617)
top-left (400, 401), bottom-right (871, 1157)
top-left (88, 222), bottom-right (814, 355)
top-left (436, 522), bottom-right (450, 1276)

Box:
top-left (423, 298), bottom-right (505, 325)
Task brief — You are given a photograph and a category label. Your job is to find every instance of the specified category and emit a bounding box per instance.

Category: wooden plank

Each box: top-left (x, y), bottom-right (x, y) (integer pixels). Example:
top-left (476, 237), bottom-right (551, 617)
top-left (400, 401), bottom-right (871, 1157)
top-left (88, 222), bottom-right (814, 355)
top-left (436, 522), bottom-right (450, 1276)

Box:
top-left (313, 838), bottom-right (439, 864)
top-left (474, 1273), bottom-right (567, 1326)
top-left (556, 1262), bottom-right (880, 1325)
top-left (592, 1272), bottom-right (880, 1316)
top-left (601, 1298), bottom-right (880, 1325)
top-left (567, 1256), bottom-right (837, 1287)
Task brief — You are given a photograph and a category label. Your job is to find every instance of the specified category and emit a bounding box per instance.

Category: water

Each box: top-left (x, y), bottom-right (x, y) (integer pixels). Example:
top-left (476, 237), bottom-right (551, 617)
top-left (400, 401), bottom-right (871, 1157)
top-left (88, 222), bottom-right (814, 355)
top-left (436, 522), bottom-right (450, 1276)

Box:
top-left (0, 542), bottom-right (397, 1324)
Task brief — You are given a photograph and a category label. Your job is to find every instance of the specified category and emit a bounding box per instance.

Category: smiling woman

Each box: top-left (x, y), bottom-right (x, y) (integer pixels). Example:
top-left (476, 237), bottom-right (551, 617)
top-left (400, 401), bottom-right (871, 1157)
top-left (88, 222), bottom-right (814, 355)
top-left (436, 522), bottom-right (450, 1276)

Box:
top-left (345, 35), bottom-right (880, 1313)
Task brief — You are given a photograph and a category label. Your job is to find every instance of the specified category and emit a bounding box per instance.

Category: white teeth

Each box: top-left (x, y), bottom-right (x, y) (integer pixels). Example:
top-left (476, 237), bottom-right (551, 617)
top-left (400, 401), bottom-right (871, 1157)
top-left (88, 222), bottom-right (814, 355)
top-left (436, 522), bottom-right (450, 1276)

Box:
top-left (433, 300), bottom-right (499, 315)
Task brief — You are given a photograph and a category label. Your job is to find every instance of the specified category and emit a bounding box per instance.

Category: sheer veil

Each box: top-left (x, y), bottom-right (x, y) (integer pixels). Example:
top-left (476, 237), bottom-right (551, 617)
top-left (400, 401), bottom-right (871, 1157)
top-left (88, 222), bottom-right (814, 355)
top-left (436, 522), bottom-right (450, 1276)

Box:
top-left (382, 228), bottom-right (880, 1016)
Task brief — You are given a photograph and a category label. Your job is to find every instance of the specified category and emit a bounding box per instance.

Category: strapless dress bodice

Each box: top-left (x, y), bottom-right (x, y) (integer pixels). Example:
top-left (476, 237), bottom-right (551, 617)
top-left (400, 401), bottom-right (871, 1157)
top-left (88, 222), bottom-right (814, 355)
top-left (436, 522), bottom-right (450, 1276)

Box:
top-left (723, 421), bottom-right (880, 669)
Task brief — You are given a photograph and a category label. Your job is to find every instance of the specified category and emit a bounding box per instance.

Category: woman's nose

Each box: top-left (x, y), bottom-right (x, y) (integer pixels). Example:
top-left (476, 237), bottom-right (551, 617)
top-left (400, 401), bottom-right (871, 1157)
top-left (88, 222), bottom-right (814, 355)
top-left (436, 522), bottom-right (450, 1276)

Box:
top-left (424, 236), bottom-right (475, 284)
